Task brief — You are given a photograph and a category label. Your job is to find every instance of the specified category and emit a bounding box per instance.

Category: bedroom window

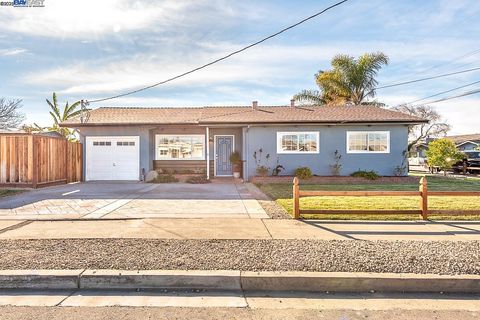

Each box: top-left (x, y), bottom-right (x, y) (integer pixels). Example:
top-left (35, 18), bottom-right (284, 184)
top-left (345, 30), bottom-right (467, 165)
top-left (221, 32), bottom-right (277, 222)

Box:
top-left (155, 135), bottom-right (205, 160)
top-left (277, 132), bottom-right (319, 154)
top-left (347, 131), bottom-right (390, 153)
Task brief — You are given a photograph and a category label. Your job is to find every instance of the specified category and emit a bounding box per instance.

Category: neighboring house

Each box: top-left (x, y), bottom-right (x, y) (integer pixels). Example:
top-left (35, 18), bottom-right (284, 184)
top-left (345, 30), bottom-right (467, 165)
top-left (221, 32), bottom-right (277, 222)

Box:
top-left (412, 134), bottom-right (480, 158)
top-left (0, 129), bottom-right (64, 138)
top-left (410, 142), bottom-right (428, 158)
top-left (60, 103), bottom-right (426, 181)
top-left (445, 133), bottom-right (480, 151)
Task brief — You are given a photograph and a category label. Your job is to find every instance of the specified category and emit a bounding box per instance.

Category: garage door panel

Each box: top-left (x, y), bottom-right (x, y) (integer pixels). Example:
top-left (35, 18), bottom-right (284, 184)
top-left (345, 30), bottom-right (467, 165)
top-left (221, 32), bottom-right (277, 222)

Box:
top-left (86, 136), bottom-right (139, 181)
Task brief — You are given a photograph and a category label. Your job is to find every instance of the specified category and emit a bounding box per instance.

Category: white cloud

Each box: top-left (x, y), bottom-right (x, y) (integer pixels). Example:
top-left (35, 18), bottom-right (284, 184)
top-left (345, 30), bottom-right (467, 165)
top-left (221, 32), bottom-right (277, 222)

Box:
top-left (22, 43), bottom-right (301, 96)
top-left (22, 36), bottom-right (479, 98)
top-left (0, 0), bottom-right (233, 38)
top-left (0, 48), bottom-right (27, 56)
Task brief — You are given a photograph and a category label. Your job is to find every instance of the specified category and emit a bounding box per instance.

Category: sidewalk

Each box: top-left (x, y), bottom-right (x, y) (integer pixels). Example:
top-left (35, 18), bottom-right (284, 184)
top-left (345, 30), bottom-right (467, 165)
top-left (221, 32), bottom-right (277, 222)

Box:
top-left (0, 218), bottom-right (479, 241)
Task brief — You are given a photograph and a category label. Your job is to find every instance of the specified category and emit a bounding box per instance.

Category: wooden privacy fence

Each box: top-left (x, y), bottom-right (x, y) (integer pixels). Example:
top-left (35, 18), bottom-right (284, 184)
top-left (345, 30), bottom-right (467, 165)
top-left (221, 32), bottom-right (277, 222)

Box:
top-left (0, 134), bottom-right (82, 188)
top-left (292, 176), bottom-right (480, 220)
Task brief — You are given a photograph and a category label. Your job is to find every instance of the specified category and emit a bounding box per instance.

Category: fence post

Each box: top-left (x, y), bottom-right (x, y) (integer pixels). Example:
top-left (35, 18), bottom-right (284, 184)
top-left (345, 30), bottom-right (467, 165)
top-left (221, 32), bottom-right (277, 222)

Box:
top-left (293, 177), bottom-right (300, 219)
top-left (419, 176), bottom-right (428, 220)
top-left (31, 135), bottom-right (38, 189)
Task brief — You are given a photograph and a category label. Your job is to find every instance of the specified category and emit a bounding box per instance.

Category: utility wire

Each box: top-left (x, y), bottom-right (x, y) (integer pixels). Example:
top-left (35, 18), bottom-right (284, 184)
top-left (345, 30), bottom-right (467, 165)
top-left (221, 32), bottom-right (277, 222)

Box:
top-left (418, 48), bottom-right (480, 75)
top-left (374, 66), bottom-right (480, 91)
top-left (405, 79), bottom-right (480, 105)
top-left (421, 87), bottom-right (480, 105)
top-left (379, 47), bottom-right (480, 87)
top-left (88, 0), bottom-right (350, 103)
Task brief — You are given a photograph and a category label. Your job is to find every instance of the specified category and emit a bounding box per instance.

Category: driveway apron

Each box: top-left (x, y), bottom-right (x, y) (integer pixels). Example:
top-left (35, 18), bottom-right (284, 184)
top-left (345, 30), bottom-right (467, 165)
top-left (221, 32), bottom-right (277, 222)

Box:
top-left (0, 182), bottom-right (267, 219)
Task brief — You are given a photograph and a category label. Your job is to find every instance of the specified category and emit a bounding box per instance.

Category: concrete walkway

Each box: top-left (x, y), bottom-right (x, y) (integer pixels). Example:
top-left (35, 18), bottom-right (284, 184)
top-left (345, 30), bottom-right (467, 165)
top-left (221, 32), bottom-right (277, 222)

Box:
top-left (0, 218), bottom-right (479, 241)
top-left (1, 290), bottom-right (480, 312)
top-left (0, 182), bottom-right (268, 219)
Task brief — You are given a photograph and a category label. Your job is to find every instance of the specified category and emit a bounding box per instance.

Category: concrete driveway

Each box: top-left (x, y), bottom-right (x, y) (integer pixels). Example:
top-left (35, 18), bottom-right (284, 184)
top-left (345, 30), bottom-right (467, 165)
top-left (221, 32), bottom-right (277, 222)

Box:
top-left (0, 182), bottom-right (268, 220)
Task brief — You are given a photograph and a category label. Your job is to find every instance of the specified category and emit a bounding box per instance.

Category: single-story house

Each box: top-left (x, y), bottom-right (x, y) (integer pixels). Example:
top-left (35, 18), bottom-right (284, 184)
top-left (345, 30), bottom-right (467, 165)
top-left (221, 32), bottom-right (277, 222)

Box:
top-left (446, 133), bottom-right (480, 151)
top-left (60, 102), bottom-right (426, 181)
top-left (412, 134), bottom-right (480, 158)
top-left (0, 129), bottom-right (64, 138)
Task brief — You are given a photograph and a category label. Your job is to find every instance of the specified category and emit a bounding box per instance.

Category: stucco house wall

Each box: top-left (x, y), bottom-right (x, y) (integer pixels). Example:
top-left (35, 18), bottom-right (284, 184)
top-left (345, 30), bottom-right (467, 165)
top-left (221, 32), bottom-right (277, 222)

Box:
top-left (78, 125), bottom-right (244, 179)
top-left (458, 142), bottom-right (479, 151)
top-left (77, 125), bottom-right (151, 178)
top-left (78, 124), bottom-right (409, 180)
top-left (69, 105), bottom-right (424, 181)
top-left (244, 124), bottom-right (409, 179)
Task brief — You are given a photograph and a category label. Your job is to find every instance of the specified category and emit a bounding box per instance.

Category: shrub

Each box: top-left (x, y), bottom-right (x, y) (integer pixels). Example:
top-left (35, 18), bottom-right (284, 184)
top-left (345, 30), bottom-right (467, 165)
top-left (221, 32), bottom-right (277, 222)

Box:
top-left (329, 150), bottom-right (342, 176)
top-left (351, 170), bottom-right (380, 180)
top-left (185, 175), bottom-right (211, 184)
top-left (253, 148), bottom-right (271, 176)
top-left (426, 138), bottom-right (465, 175)
top-left (229, 151), bottom-right (242, 164)
top-left (153, 174), bottom-right (179, 183)
top-left (256, 165), bottom-right (270, 177)
top-left (294, 167), bottom-right (313, 179)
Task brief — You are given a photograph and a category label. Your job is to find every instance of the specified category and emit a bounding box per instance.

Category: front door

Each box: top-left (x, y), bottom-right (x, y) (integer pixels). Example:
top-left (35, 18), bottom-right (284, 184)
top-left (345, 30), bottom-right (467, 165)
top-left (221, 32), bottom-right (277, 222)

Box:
top-left (215, 135), bottom-right (234, 176)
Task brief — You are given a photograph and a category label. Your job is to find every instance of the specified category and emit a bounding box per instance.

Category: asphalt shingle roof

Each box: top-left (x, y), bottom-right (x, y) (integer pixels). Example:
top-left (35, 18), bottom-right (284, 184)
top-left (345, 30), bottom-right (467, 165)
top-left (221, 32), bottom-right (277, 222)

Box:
top-left (60, 105), bottom-right (427, 126)
top-left (446, 133), bottom-right (480, 144)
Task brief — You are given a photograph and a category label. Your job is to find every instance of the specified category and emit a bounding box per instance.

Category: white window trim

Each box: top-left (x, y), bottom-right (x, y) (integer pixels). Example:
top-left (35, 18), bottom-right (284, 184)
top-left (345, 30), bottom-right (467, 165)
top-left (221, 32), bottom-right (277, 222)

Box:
top-left (155, 134), bottom-right (206, 160)
top-left (276, 131), bottom-right (320, 154)
top-left (346, 131), bottom-right (390, 154)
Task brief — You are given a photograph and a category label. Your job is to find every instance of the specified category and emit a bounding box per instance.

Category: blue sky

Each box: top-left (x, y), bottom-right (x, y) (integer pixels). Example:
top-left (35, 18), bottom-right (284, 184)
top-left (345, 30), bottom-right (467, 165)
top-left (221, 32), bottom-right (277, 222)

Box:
top-left (1, 0), bottom-right (479, 134)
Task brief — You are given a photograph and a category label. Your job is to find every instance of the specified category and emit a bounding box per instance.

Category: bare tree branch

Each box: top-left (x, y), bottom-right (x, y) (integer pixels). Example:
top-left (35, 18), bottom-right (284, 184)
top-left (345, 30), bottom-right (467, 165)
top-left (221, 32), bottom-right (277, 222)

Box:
top-left (0, 98), bottom-right (25, 130)
top-left (391, 104), bottom-right (450, 151)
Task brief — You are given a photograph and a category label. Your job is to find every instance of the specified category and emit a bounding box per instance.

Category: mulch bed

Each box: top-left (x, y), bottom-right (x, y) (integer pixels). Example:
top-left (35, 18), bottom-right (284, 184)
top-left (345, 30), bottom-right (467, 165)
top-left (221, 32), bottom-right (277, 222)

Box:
top-left (252, 176), bottom-right (420, 184)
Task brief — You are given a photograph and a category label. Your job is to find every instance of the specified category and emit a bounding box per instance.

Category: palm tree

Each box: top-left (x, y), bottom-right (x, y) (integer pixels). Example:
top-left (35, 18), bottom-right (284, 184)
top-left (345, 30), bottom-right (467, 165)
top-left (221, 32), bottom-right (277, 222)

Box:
top-left (294, 52), bottom-right (389, 106)
top-left (45, 92), bottom-right (82, 140)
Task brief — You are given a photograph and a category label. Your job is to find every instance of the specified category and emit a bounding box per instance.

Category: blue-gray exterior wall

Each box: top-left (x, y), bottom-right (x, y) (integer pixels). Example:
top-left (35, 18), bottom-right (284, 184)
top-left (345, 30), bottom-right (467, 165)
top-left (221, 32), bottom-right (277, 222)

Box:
top-left (458, 142), bottom-right (479, 151)
top-left (77, 126), bottom-right (152, 180)
top-left (243, 124), bottom-right (409, 180)
top-left (77, 124), bottom-right (409, 180)
top-left (78, 125), bottom-right (243, 180)
top-left (209, 127), bottom-right (242, 160)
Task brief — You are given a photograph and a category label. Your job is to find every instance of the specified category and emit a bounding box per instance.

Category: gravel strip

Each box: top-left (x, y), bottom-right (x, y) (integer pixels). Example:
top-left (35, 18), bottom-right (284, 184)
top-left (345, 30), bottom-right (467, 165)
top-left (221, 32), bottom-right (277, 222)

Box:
top-left (258, 200), bottom-right (291, 219)
top-left (1, 239), bottom-right (479, 275)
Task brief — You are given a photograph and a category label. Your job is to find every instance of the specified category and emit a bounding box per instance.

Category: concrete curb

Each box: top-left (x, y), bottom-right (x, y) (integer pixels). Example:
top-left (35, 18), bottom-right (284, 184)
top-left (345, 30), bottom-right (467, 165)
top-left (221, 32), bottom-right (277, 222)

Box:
top-left (80, 270), bottom-right (241, 290)
top-left (240, 271), bottom-right (480, 293)
top-left (0, 270), bottom-right (83, 289)
top-left (0, 270), bottom-right (479, 293)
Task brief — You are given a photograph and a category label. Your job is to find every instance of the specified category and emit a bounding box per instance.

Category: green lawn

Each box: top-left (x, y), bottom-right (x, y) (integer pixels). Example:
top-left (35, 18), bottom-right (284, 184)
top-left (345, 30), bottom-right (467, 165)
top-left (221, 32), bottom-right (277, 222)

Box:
top-left (0, 189), bottom-right (25, 198)
top-left (257, 175), bottom-right (480, 220)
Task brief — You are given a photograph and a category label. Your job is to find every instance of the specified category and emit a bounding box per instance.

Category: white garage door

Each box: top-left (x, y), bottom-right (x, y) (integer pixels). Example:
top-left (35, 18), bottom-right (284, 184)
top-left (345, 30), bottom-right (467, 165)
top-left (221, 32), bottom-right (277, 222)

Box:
top-left (86, 136), bottom-right (140, 181)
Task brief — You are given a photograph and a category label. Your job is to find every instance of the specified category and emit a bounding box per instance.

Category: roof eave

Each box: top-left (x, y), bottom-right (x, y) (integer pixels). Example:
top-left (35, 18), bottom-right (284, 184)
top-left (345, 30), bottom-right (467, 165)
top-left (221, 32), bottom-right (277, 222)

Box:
top-left (60, 119), bottom-right (428, 127)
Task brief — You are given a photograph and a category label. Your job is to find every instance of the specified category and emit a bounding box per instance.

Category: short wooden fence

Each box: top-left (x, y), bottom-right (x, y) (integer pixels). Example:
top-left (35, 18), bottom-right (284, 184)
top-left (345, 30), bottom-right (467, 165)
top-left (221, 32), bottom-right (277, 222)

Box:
top-left (292, 176), bottom-right (480, 219)
top-left (0, 134), bottom-right (82, 188)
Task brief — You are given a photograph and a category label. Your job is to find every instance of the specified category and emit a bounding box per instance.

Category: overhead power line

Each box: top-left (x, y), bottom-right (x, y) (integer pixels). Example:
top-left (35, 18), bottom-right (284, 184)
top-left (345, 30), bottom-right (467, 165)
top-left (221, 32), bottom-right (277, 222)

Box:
top-left (374, 66), bottom-right (480, 91)
top-left (405, 79), bottom-right (480, 105)
top-left (380, 47), bottom-right (480, 87)
top-left (418, 48), bottom-right (480, 75)
top-left (421, 87), bottom-right (480, 105)
top-left (88, 0), bottom-right (350, 103)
